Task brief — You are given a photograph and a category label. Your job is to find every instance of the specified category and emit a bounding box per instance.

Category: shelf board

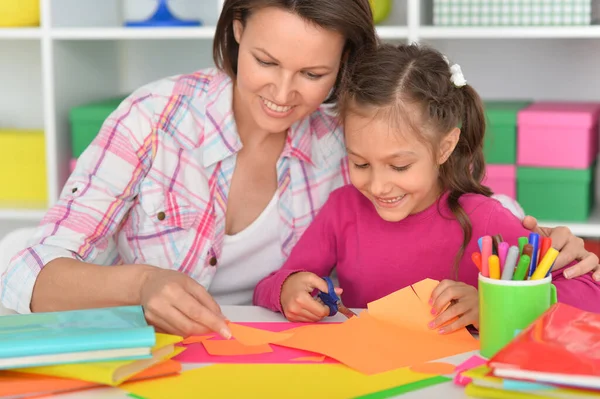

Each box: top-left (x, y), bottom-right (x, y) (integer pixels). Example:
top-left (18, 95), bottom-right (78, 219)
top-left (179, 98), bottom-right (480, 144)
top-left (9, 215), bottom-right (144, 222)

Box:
top-left (538, 207), bottom-right (600, 238)
top-left (375, 26), bottom-right (409, 40)
top-left (0, 208), bottom-right (47, 221)
top-left (51, 27), bottom-right (217, 40)
top-left (419, 25), bottom-right (600, 39)
top-left (0, 28), bottom-right (42, 40)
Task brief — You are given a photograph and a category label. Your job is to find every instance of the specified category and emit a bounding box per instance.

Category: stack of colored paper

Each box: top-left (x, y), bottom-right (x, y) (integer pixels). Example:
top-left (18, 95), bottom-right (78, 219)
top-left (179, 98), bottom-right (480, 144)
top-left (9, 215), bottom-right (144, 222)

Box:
top-left (464, 303), bottom-right (600, 398)
top-left (0, 306), bottom-right (156, 369)
top-left (0, 306), bottom-right (187, 398)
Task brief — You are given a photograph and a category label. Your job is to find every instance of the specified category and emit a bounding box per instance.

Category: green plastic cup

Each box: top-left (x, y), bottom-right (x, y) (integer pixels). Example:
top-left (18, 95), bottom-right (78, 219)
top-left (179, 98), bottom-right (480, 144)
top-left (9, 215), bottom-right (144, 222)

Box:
top-left (478, 273), bottom-right (557, 358)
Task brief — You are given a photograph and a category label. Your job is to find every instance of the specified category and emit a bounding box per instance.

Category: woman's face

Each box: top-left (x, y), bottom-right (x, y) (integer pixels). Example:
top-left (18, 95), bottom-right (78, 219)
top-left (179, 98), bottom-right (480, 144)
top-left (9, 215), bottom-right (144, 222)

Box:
top-left (233, 7), bottom-right (345, 134)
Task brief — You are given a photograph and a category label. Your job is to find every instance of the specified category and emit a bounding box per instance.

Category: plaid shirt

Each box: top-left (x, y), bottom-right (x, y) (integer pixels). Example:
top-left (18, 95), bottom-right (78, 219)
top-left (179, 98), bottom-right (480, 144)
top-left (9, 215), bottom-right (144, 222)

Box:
top-left (1, 68), bottom-right (349, 313)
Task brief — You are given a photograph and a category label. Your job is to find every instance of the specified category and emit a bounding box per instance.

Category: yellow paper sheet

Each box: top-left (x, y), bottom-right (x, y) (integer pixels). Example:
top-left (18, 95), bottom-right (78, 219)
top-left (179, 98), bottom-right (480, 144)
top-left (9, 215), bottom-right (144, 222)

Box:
top-left (123, 363), bottom-right (437, 399)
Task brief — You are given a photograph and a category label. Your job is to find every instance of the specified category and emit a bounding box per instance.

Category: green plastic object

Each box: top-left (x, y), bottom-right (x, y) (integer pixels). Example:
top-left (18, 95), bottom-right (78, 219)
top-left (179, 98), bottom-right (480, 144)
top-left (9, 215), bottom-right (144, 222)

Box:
top-left (370, 0), bottom-right (392, 24)
top-left (69, 97), bottom-right (126, 158)
top-left (478, 274), bottom-right (556, 359)
top-left (517, 166), bottom-right (594, 222)
top-left (483, 101), bottom-right (531, 164)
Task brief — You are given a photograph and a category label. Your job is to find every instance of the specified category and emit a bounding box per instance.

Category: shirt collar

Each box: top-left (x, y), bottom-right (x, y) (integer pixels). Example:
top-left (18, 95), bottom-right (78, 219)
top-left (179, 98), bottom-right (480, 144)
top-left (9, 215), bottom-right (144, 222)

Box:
top-left (203, 70), bottom-right (335, 168)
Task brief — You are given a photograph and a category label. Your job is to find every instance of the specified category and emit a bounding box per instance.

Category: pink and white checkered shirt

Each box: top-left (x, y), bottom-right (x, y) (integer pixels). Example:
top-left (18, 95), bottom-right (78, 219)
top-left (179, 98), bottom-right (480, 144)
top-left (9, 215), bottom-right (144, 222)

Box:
top-left (1, 68), bottom-right (349, 313)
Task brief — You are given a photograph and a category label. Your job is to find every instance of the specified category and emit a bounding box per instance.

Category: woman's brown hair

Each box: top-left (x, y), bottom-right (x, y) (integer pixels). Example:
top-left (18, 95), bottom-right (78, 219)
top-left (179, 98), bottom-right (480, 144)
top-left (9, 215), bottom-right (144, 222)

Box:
top-left (213, 0), bottom-right (378, 103)
top-left (339, 43), bottom-right (492, 276)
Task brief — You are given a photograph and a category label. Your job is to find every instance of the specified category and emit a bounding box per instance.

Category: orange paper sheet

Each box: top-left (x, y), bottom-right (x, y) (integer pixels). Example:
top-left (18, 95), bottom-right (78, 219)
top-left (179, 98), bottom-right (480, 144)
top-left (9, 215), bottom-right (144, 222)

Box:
top-left (221, 279), bottom-right (478, 375)
top-left (182, 335), bottom-right (214, 345)
top-left (228, 322), bottom-right (294, 346)
top-left (202, 340), bottom-right (273, 356)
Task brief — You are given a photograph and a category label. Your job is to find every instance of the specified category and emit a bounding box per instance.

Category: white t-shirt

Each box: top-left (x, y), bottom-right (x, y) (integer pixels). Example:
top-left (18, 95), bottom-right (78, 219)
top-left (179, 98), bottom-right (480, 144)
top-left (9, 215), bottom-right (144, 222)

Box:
top-left (208, 193), bottom-right (284, 305)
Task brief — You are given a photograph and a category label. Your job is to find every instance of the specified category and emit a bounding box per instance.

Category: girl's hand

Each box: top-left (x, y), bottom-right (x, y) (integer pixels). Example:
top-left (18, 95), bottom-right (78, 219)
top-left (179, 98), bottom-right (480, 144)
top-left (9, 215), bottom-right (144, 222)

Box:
top-left (428, 280), bottom-right (479, 334)
top-left (522, 216), bottom-right (600, 281)
top-left (280, 272), bottom-right (341, 322)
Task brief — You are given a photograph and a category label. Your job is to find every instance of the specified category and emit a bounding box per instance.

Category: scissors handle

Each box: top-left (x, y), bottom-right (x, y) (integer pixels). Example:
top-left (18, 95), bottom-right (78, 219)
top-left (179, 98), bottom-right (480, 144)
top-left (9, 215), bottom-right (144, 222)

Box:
top-left (317, 277), bottom-right (339, 316)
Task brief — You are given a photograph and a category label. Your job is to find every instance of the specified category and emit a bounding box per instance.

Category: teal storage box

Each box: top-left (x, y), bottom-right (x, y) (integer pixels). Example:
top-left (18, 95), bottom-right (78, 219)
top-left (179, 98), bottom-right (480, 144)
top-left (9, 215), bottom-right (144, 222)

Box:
top-left (517, 166), bottom-right (594, 222)
top-left (483, 101), bottom-right (530, 164)
top-left (69, 97), bottom-right (126, 158)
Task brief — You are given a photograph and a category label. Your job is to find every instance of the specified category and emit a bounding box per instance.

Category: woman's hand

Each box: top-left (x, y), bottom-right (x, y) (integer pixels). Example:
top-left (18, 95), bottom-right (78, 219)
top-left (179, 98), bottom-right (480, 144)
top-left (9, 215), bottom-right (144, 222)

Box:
top-left (522, 216), bottom-right (600, 281)
top-left (428, 280), bottom-right (479, 334)
top-left (139, 268), bottom-right (231, 339)
top-left (280, 272), bottom-right (341, 322)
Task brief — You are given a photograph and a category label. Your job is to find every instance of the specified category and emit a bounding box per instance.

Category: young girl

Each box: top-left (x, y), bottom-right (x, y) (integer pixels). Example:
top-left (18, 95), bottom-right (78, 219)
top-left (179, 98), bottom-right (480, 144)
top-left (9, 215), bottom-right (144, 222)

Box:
top-left (253, 43), bottom-right (600, 333)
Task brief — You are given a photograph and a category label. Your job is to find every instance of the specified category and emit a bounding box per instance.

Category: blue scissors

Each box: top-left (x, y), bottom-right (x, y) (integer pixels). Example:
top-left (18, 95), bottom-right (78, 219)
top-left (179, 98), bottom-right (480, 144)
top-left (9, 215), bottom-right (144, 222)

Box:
top-left (317, 277), bottom-right (356, 318)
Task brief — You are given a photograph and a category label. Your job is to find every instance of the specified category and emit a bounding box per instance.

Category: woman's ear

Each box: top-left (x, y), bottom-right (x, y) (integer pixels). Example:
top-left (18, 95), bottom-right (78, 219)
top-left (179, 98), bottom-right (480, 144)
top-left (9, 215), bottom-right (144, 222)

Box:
top-left (233, 19), bottom-right (244, 44)
top-left (438, 127), bottom-right (460, 165)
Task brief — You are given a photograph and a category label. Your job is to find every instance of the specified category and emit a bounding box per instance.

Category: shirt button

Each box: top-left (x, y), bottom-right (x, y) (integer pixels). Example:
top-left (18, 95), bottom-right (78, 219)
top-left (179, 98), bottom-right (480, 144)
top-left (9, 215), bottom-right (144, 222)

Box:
top-left (157, 211), bottom-right (166, 221)
top-left (209, 257), bottom-right (217, 266)
top-left (71, 187), bottom-right (78, 193)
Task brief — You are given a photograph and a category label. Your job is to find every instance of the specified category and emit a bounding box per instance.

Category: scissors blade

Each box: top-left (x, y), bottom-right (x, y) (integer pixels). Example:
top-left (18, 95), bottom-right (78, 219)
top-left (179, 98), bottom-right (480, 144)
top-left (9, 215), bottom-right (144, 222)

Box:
top-left (337, 302), bottom-right (357, 319)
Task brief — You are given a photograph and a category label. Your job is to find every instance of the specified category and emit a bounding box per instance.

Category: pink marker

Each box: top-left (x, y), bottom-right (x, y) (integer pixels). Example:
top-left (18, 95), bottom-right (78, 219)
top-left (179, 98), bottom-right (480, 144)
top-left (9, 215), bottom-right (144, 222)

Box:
top-left (498, 242), bottom-right (509, 274)
top-left (481, 236), bottom-right (492, 277)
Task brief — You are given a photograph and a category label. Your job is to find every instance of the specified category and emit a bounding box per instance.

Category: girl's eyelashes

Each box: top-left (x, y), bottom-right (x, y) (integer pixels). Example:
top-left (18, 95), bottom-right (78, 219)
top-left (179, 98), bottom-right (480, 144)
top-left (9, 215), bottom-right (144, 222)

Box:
top-left (353, 163), bottom-right (369, 169)
top-left (392, 164), bottom-right (412, 172)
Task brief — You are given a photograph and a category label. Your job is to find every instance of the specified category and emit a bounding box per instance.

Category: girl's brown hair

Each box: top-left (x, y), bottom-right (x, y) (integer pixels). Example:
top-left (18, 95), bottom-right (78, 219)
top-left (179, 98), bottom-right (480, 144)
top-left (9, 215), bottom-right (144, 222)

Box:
top-left (213, 0), bottom-right (378, 103)
top-left (339, 43), bottom-right (492, 276)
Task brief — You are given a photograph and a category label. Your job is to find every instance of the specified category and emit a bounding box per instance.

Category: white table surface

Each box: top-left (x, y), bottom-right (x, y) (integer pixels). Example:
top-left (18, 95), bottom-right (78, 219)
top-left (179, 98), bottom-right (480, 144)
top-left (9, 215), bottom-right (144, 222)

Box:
top-left (3, 306), bottom-right (474, 399)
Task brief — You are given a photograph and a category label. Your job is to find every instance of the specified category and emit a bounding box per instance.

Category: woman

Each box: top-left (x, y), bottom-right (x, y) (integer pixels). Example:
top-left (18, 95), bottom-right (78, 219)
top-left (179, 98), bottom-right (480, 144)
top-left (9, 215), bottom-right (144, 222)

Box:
top-left (1, 0), bottom-right (596, 339)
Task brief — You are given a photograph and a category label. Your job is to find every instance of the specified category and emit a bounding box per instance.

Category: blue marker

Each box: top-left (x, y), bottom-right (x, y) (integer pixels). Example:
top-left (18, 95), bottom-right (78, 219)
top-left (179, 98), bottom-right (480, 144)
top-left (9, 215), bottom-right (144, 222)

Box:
top-left (528, 233), bottom-right (540, 278)
top-left (477, 237), bottom-right (483, 252)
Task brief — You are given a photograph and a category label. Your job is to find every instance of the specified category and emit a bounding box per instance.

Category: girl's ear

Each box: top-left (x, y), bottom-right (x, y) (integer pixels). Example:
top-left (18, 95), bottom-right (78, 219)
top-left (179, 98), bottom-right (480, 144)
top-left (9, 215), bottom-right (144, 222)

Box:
top-left (233, 19), bottom-right (244, 44)
top-left (438, 127), bottom-right (460, 165)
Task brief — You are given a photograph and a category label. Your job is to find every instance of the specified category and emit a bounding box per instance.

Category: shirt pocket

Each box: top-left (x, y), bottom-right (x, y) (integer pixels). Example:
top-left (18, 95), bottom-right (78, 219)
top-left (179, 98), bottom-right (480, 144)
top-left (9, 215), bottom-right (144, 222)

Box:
top-left (124, 185), bottom-right (201, 266)
top-left (139, 189), bottom-right (198, 231)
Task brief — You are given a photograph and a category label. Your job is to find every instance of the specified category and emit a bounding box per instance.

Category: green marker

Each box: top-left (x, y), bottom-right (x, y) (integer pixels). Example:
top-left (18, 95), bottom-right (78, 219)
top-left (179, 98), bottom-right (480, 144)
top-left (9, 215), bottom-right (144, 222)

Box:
top-left (512, 254), bottom-right (531, 281)
top-left (518, 237), bottom-right (528, 257)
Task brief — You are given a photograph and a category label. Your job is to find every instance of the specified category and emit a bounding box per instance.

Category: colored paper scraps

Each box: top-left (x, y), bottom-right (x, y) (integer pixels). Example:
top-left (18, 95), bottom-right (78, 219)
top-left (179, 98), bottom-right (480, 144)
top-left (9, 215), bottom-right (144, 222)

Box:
top-left (181, 335), bottom-right (213, 345)
top-left (202, 340), bottom-right (273, 356)
top-left (122, 363), bottom-right (448, 399)
top-left (453, 355), bottom-right (487, 386)
top-left (217, 279), bottom-right (478, 375)
top-left (175, 322), bottom-right (339, 365)
top-left (228, 322), bottom-right (294, 346)
top-left (409, 362), bottom-right (456, 375)
top-left (175, 335), bottom-right (338, 365)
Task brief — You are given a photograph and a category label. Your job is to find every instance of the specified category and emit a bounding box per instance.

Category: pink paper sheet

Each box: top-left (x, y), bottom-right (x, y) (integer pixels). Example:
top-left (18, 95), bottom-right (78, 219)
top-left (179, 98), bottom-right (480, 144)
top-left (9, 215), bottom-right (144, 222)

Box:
top-left (173, 322), bottom-right (340, 365)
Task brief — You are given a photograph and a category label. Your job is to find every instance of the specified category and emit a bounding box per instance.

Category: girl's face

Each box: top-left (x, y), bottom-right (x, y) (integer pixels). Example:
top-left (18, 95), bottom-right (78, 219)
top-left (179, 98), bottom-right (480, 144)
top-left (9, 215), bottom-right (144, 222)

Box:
top-left (233, 7), bottom-right (345, 134)
top-left (344, 106), bottom-right (458, 222)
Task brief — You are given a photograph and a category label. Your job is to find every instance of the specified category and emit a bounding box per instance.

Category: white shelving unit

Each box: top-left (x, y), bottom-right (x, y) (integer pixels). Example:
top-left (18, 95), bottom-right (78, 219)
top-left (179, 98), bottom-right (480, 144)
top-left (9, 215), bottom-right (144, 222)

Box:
top-left (1, 0), bottom-right (600, 237)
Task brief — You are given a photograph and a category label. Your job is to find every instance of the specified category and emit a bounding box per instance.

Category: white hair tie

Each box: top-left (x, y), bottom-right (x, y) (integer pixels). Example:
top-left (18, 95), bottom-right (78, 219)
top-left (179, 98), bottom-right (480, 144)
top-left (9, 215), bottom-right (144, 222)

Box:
top-left (442, 55), bottom-right (467, 87)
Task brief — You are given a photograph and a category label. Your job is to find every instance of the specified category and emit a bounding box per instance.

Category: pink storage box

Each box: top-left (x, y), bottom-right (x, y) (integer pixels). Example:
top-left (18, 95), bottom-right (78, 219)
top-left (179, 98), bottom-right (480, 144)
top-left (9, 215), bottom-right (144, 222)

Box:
top-left (517, 102), bottom-right (600, 169)
top-left (483, 165), bottom-right (516, 199)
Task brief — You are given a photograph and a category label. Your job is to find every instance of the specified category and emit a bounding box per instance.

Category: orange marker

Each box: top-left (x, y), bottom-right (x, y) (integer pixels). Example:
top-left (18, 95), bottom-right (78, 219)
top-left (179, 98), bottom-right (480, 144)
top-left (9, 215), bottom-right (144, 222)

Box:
top-left (471, 252), bottom-right (482, 272)
top-left (489, 255), bottom-right (501, 279)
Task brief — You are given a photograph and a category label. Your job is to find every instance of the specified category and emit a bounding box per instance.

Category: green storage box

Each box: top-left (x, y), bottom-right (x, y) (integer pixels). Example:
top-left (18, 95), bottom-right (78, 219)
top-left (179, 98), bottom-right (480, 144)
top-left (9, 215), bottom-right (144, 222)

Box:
top-left (483, 101), bottom-right (530, 164)
top-left (517, 166), bottom-right (594, 222)
top-left (69, 97), bottom-right (126, 158)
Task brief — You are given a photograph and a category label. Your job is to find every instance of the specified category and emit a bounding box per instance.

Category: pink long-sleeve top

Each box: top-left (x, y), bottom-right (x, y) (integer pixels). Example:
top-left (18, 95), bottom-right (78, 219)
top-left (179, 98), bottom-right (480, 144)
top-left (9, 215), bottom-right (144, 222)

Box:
top-left (254, 185), bottom-right (600, 313)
